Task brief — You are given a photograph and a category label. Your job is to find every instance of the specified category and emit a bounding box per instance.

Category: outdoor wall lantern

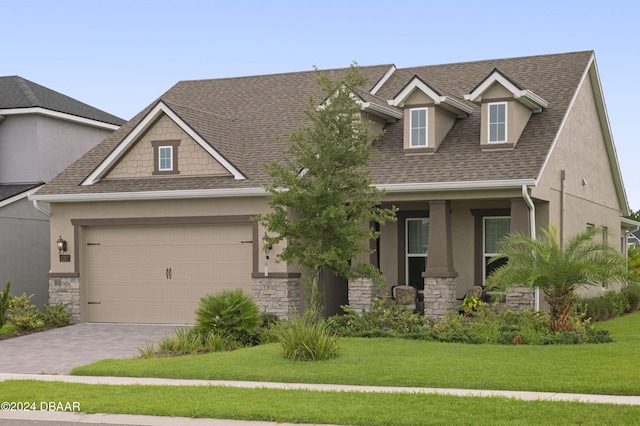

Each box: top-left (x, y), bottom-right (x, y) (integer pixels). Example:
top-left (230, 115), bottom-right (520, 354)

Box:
top-left (57, 235), bottom-right (67, 255)
top-left (57, 235), bottom-right (70, 262)
top-left (262, 232), bottom-right (273, 277)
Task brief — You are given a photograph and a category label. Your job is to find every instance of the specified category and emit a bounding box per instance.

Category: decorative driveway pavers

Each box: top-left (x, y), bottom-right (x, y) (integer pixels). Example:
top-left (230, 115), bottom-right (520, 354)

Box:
top-left (0, 323), bottom-right (177, 374)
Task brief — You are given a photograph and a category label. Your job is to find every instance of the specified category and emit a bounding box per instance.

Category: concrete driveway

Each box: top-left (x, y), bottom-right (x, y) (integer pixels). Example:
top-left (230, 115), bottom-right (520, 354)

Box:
top-left (0, 323), bottom-right (177, 374)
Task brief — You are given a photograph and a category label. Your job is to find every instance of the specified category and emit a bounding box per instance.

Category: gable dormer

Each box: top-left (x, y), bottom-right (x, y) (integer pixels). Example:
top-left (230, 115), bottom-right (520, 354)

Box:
top-left (465, 69), bottom-right (548, 151)
top-left (82, 101), bottom-right (245, 185)
top-left (391, 76), bottom-right (472, 154)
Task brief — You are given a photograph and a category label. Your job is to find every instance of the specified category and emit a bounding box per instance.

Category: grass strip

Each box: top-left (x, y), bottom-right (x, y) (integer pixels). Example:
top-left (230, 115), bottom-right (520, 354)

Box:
top-left (1, 380), bottom-right (639, 426)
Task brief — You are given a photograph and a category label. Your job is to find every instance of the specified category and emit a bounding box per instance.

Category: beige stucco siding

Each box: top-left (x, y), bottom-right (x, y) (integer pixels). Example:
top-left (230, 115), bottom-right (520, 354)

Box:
top-left (532, 72), bottom-right (622, 248)
top-left (106, 114), bottom-right (231, 179)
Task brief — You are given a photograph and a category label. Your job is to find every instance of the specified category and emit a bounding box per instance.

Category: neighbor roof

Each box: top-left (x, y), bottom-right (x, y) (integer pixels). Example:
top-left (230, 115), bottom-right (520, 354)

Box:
top-left (34, 52), bottom-right (598, 198)
top-left (0, 76), bottom-right (125, 126)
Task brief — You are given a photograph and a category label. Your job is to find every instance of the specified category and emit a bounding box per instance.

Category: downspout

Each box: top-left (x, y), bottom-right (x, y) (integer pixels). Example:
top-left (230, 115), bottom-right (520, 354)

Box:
top-left (560, 170), bottom-right (566, 247)
top-left (522, 185), bottom-right (539, 311)
top-left (32, 199), bottom-right (50, 217)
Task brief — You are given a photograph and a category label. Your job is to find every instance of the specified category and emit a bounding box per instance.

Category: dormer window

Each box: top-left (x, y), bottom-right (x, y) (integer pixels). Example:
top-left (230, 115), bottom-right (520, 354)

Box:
top-left (465, 69), bottom-right (548, 151)
top-left (488, 102), bottom-right (507, 143)
top-left (410, 108), bottom-right (427, 147)
top-left (152, 140), bottom-right (180, 175)
top-left (159, 146), bottom-right (173, 171)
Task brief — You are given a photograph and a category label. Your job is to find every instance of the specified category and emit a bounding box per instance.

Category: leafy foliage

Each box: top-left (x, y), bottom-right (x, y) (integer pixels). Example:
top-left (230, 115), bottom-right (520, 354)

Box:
top-left (256, 64), bottom-right (396, 301)
top-left (326, 298), bottom-right (434, 339)
top-left (42, 303), bottom-right (71, 328)
top-left (0, 280), bottom-right (10, 327)
top-left (195, 289), bottom-right (260, 346)
top-left (486, 226), bottom-right (629, 332)
top-left (328, 298), bottom-right (609, 345)
top-left (7, 293), bottom-right (44, 331)
top-left (273, 310), bottom-right (340, 361)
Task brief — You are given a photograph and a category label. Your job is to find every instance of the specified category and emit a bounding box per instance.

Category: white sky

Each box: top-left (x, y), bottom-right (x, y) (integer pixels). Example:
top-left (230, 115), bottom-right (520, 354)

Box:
top-left (2, 0), bottom-right (638, 210)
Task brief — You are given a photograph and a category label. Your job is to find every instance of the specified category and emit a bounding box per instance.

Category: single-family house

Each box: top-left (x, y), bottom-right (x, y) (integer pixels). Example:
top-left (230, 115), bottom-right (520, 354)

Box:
top-left (0, 76), bottom-right (124, 306)
top-left (30, 51), bottom-right (636, 323)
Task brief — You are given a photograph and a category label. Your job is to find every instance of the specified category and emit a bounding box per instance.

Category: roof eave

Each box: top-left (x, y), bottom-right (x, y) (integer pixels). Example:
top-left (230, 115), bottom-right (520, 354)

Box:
top-left (29, 187), bottom-right (268, 203)
top-left (0, 107), bottom-right (120, 130)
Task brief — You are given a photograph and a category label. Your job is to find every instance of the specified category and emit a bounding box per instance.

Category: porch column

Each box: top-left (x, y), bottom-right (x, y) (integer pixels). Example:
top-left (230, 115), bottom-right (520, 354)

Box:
top-left (423, 200), bottom-right (457, 319)
top-left (509, 198), bottom-right (530, 236)
top-left (506, 198), bottom-right (534, 311)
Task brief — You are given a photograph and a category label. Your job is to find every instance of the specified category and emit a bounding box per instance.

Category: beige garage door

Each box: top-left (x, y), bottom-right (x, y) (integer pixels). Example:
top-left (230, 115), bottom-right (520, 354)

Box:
top-left (85, 223), bottom-right (253, 324)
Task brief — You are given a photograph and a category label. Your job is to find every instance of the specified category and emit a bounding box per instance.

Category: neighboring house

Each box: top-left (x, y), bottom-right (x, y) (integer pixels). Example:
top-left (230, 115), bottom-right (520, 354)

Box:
top-left (31, 51), bottom-right (637, 324)
top-left (629, 229), bottom-right (640, 248)
top-left (0, 76), bottom-right (124, 306)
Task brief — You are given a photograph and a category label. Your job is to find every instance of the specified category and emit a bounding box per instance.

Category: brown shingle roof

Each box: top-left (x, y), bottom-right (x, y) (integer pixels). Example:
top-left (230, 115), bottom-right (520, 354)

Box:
top-left (35, 52), bottom-right (593, 197)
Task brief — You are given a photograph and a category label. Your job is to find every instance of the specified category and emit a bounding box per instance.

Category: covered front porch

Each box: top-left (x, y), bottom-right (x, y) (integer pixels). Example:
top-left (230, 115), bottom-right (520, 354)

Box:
top-left (345, 193), bottom-right (543, 319)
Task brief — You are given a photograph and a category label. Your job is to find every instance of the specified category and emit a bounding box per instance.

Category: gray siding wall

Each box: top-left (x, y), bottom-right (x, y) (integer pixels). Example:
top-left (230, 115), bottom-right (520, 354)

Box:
top-left (0, 114), bottom-right (113, 183)
top-left (0, 197), bottom-right (50, 307)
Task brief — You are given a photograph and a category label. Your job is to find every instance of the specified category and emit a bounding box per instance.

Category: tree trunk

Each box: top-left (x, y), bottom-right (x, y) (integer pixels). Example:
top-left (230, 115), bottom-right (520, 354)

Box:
top-left (545, 290), bottom-right (577, 332)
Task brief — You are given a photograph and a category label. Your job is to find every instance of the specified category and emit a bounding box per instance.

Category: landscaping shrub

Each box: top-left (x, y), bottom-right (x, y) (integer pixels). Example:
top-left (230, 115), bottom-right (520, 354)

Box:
top-left (195, 289), bottom-right (260, 346)
top-left (0, 280), bottom-right (9, 327)
top-left (326, 298), bottom-right (434, 339)
top-left (0, 323), bottom-right (17, 336)
top-left (42, 303), bottom-right (71, 328)
top-left (603, 290), bottom-right (631, 316)
top-left (138, 328), bottom-right (234, 358)
top-left (328, 298), bottom-right (609, 345)
top-left (622, 282), bottom-right (640, 312)
top-left (274, 310), bottom-right (340, 361)
top-left (7, 293), bottom-right (43, 331)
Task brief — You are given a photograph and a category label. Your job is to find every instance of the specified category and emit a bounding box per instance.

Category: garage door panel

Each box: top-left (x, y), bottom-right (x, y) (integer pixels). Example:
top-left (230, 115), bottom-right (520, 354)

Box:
top-left (86, 223), bottom-right (253, 324)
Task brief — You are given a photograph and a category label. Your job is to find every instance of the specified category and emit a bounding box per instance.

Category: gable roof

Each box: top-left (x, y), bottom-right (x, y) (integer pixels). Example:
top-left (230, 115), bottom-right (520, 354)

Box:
top-left (0, 76), bottom-right (125, 127)
top-left (0, 183), bottom-right (43, 208)
top-left (33, 51), bottom-right (626, 213)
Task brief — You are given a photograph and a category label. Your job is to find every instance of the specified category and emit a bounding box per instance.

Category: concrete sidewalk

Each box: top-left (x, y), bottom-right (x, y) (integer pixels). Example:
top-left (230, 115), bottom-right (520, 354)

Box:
top-left (1, 373), bottom-right (639, 425)
top-left (1, 373), bottom-right (640, 405)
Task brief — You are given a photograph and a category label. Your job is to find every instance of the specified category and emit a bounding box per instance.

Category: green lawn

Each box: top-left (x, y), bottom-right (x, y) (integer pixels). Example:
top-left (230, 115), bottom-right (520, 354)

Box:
top-left (72, 311), bottom-right (640, 395)
top-left (2, 312), bottom-right (639, 425)
top-left (2, 380), bottom-right (640, 426)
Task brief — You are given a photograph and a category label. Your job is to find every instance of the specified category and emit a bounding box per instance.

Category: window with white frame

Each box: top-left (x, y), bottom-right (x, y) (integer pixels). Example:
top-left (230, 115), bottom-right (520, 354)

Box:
top-left (158, 146), bottom-right (173, 171)
top-left (152, 140), bottom-right (180, 175)
top-left (406, 218), bottom-right (429, 289)
top-left (410, 108), bottom-right (427, 147)
top-left (483, 217), bottom-right (510, 283)
top-left (488, 102), bottom-right (507, 143)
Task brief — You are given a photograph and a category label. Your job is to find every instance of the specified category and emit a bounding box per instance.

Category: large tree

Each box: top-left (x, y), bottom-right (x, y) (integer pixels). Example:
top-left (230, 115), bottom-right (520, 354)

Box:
top-left (257, 64), bottom-right (396, 304)
top-left (485, 226), bottom-right (629, 332)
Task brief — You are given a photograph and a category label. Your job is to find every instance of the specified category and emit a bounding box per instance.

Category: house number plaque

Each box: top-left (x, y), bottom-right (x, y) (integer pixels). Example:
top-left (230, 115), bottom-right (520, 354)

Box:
top-left (59, 255), bottom-right (71, 262)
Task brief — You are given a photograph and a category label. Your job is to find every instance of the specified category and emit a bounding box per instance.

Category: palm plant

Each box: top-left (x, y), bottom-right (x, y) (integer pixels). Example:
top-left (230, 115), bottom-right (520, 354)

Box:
top-left (486, 226), bottom-right (629, 332)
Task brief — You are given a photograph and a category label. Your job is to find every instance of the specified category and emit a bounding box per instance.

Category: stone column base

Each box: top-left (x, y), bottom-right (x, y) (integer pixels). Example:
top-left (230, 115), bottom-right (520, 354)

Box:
top-left (423, 277), bottom-right (457, 319)
top-left (348, 277), bottom-right (383, 313)
top-left (252, 276), bottom-right (300, 319)
top-left (49, 277), bottom-right (80, 324)
top-left (505, 287), bottom-right (534, 312)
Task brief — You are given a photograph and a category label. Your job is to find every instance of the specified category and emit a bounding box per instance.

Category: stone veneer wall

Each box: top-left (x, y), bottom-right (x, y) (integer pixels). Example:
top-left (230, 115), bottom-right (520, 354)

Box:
top-left (348, 277), bottom-right (383, 313)
top-left (423, 277), bottom-right (457, 319)
top-left (252, 276), bottom-right (300, 319)
top-left (49, 277), bottom-right (80, 324)
top-left (505, 287), bottom-right (535, 312)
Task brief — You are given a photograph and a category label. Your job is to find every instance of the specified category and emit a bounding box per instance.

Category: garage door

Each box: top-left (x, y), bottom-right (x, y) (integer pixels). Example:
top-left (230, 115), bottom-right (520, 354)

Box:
top-left (85, 223), bottom-right (253, 324)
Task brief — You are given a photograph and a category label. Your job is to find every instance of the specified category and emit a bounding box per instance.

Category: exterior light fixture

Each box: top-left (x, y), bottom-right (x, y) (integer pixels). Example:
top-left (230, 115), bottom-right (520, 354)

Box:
top-left (263, 232), bottom-right (273, 257)
top-left (57, 235), bottom-right (70, 262)
top-left (262, 232), bottom-right (273, 277)
top-left (56, 235), bottom-right (67, 255)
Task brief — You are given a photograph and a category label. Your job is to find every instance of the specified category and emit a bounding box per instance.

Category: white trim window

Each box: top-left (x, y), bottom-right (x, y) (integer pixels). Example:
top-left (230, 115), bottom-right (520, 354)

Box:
top-left (410, 108), bottom-right (427, 147)
top-left (483, 216), bottom-right (510, 283)
top-left (406, 218), bottom-right (429, 288)
top-left (488, 102), bottom-right (507, 143)
top-left (158, 146), bottom-right (173, 171)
